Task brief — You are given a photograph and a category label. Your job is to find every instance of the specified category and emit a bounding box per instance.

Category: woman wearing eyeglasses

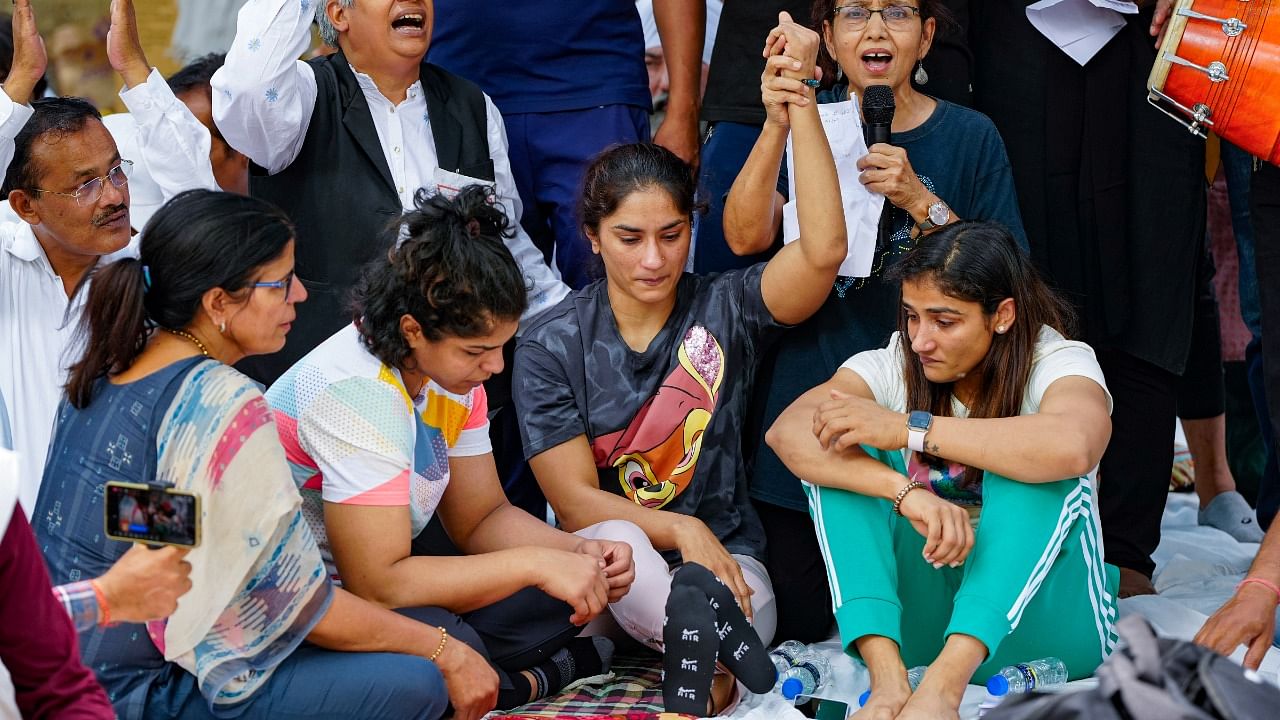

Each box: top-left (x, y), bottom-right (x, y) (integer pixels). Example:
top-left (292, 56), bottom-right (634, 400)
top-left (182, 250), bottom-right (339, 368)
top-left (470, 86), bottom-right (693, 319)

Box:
top-left (722, 3), bottom-right (1027, 645)
top-left (36, 190), bottom-right (508, 719)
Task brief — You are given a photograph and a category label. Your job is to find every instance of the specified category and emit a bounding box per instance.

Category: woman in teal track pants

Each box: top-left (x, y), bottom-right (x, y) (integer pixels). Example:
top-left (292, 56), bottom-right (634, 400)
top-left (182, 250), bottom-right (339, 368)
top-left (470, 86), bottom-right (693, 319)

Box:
top-left (767, 222), bottom-right (1119, 720)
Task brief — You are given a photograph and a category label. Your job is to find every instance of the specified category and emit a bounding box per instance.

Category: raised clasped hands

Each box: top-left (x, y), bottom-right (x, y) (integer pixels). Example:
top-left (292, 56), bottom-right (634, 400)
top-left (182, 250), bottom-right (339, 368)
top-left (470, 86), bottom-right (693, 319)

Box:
top-left (758, 11), bottom-right (822, 129)
top-left (812, 389), bottom-right (909, 452)
top-left (107, 0), bottom-right (151, 89)
top-left (4, 0), bottom-right (47, 106)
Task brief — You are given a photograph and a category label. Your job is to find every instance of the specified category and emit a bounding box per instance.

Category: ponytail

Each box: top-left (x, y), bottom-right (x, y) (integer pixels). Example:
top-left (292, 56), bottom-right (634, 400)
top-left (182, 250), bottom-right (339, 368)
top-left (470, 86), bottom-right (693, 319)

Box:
top-left (65, 258), bottom-right (150, 408)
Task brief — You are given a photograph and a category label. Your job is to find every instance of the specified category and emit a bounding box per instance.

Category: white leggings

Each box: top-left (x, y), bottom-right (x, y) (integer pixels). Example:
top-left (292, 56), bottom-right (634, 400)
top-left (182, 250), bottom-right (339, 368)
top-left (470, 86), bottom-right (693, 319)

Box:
top-left (576, 519), bottom-right (778, 650)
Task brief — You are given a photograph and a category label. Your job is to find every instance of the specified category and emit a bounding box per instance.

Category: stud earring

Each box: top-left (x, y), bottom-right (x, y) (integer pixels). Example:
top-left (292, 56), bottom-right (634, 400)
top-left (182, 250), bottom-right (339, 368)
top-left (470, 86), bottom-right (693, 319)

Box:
top-left (996, 325), bottom-right (1006, 334)
top-left (836, 64), bottom-right (843, 83)
top-left (913, 60), bottom-right (929, 86)
top-left (219, 320), bottom-right (227, 334)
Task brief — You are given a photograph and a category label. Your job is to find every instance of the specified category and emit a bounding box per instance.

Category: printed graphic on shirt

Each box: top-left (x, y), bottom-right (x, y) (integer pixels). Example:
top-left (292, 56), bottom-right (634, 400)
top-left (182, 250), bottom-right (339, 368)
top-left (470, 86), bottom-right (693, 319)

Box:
top-left (907, 450), bottom-right (982, 506)
top-left (591, 325), bottom-right (725, 509)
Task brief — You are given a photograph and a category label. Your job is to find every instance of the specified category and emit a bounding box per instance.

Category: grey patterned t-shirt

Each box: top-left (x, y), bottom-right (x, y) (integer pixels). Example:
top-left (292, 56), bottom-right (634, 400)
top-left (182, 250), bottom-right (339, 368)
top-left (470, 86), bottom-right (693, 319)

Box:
top-left (514, 264), bottom-right (783, 564)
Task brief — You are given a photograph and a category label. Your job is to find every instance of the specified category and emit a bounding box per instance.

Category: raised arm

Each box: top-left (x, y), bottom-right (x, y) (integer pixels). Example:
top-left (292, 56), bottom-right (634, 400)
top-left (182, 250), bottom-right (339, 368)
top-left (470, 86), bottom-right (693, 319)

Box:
top-left (756, 14), bottom-right (846, 325)
top-left (0, 0), bottom-right (41, 177)
top-left (107, 0), bottom-right (218, 199)
top-left (721, 16), bottom-right (799, 257)
top-left (651, 0), bottom-right (705, 167)
top-left (210, 0), bottom-right (319, 174)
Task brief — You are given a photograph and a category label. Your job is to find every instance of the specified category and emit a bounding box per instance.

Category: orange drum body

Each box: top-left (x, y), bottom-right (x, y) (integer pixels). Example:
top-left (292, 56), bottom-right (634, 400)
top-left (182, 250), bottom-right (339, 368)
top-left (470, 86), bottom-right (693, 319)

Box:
top-left (1148, 0), bottom-right (1280, 164)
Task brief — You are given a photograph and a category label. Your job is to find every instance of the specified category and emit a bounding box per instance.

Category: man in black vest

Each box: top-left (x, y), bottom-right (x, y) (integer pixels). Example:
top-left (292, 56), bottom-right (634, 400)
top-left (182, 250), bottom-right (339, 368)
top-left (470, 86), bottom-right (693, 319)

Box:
top-left (211, 0), bottom-right (568, 385)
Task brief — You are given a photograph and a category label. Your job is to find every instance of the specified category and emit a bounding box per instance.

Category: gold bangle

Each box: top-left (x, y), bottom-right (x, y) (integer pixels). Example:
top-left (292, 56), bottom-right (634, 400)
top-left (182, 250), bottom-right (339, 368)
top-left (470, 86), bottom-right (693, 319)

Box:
top-left (428, 626), bottom-right (449, 662)
top-left (892, 481), bottom-right (926, 516)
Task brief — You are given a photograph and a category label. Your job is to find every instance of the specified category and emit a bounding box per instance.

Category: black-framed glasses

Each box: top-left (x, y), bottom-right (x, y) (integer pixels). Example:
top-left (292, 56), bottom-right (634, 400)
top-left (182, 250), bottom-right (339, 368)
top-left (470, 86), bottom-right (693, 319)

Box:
top-left (832, 4), bottom-right (921, 30)
top-left (32, 160), bottom-right (133, 207)
top-left (252, 270), bottom-right (297, 298)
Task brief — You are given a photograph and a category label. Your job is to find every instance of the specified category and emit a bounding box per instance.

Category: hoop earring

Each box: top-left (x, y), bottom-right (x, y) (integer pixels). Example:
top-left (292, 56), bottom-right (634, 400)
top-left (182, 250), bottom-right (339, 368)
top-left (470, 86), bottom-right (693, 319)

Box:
top-left (913, 60), bottom-right (929, 85)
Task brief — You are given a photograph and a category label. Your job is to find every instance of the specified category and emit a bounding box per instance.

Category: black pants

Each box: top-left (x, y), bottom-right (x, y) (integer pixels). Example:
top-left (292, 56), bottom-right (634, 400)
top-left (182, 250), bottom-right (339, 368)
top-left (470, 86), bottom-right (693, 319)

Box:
top-left (1175, 240), bottom-right (1226, 420)
top-left (1097, 348), bottom-right (1178, 578)
top-left (753, 499), bottom-right (834, 644)
top-left (1252, 162), bottom-right (1280, 528)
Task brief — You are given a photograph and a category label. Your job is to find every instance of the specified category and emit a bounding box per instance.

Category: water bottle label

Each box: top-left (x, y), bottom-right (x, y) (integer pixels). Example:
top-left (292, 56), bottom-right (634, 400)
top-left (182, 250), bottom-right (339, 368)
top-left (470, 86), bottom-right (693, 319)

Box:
top-left (1017, 664), bottom-right (1039, 692)
top-left (797, 661), bottom-right (821, 679)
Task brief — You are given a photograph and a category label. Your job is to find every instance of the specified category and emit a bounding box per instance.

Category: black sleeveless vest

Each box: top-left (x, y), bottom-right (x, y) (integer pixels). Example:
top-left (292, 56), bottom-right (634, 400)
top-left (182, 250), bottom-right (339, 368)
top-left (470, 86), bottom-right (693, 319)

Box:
top-left (240, 52), bottom-right (493, 385)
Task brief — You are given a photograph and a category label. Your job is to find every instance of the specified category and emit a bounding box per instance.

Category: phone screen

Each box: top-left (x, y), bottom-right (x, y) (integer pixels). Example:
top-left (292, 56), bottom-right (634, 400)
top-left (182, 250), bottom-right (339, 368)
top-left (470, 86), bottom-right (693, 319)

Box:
top-left (104, 482), bottom-right (200, 547)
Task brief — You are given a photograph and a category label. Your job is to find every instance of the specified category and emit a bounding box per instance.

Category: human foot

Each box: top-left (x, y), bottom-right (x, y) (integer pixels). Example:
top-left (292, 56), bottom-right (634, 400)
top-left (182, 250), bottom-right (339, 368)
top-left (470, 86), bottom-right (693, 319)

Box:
top-left (1198, 491), bottom-right (1265, 543)
top-left (851, 688), bottom-right (910, 719)
top-left (894, 689), bottom-right (960, 720)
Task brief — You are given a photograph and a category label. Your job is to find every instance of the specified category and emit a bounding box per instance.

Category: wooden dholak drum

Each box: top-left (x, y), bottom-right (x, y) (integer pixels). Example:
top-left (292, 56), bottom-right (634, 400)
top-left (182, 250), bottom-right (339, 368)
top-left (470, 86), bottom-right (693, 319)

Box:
top-left (1148, 0), bottom-right (1280, 164)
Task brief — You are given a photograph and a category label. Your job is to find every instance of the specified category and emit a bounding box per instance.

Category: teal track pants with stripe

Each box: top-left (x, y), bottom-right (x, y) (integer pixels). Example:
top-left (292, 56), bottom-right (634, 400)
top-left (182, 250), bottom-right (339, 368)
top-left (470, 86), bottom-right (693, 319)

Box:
top-left (804, 446), bottom-right (1120, 681)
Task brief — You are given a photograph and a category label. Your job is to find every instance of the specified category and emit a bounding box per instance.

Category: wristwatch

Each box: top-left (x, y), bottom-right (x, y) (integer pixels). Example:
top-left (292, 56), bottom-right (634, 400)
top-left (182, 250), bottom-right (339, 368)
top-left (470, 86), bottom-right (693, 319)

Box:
top-left (915, 199), bottom-right (951, 234)
top-left (906, 410), bottom-right (933, 453)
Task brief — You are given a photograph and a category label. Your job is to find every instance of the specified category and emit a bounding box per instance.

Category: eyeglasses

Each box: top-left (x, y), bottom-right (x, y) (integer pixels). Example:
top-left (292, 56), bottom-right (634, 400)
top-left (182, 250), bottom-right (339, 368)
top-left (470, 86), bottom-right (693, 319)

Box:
top-left (832, 4), bottom-right (921, 30)
top-left (32, 160), bottom-right (133, 207)
top-left (252, 270), bottom-right (297, 299)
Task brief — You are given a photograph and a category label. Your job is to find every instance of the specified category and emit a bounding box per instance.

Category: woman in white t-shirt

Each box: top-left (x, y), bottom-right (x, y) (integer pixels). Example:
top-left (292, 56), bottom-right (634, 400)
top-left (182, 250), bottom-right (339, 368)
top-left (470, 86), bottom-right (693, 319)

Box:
top-left (768, 221), bottom-right (1119, 720)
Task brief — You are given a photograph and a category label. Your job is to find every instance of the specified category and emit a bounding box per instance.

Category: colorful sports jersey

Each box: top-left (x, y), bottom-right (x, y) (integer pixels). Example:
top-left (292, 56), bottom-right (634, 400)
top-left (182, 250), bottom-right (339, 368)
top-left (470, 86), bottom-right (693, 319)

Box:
top-left (266, 324), bottom-right (490, 579)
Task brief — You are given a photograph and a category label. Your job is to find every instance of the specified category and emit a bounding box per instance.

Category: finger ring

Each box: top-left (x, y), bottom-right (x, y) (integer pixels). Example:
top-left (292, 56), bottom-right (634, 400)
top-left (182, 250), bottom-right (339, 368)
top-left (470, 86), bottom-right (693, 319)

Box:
top-left (802, 78), bottom-right (820, 88)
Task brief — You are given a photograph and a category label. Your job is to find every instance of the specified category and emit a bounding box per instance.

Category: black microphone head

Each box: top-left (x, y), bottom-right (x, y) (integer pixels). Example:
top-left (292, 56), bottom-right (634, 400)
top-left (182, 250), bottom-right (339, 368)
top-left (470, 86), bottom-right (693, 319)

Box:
top-left (862, 85), bottom-right (895, 125)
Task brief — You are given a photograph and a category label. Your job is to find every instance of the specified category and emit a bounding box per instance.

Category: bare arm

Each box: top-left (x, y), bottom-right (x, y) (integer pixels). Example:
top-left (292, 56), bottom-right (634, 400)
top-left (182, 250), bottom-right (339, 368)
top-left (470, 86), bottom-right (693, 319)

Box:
top-left (306, 587), bottom-right (499, 720)
top-left (530, 434), bottom-right (758, 619)
top-left (1196, 521), bottom-right (1280, 668)
top-left (651, 0), bottom-right (705, 167)
top-left (909, 377), bottom-right (1112, 482)
top-left (324, 451), bottom-right (609, 622)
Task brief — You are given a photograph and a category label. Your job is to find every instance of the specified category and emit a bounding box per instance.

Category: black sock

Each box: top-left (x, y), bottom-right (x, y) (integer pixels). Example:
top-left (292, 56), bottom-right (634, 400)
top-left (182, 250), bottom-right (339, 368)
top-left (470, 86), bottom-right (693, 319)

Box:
top-left (663, 583), bottom-right (719, 715)
top-left (672, 562), bottom-right (776, 693)
top-left (496, 636), bottom-right (614, 709)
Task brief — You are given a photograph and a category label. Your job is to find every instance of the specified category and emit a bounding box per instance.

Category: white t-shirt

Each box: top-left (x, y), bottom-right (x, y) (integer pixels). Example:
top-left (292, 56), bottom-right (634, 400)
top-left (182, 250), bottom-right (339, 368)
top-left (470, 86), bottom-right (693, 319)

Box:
top-left (841, 325), bottom-right (1112, 503)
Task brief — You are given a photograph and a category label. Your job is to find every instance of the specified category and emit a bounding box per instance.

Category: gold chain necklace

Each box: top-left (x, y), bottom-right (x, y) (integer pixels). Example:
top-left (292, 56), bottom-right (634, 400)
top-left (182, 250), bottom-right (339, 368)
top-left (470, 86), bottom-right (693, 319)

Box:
top-left (164, 328), bottom-right (210, 357)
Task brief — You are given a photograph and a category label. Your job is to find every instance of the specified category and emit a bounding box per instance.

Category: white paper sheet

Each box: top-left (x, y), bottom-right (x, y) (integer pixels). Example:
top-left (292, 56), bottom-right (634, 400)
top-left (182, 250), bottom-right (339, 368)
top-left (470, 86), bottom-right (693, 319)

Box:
top-left (781, 98), bottom-right (883, 278)
top-left (1026, 0), bottom-right (1137, 66)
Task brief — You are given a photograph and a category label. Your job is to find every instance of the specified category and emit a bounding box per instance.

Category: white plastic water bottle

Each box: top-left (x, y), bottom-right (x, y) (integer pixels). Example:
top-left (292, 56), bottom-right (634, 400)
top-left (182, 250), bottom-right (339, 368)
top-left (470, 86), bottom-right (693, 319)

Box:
top-left (769, 640), bottom-right (807, 677)
top-left (985, 657), bottom-right (1068, 696)
top-left (857, 666), bottom-right (927, 706)
top-left (778, 650), bottom-right (832, 701)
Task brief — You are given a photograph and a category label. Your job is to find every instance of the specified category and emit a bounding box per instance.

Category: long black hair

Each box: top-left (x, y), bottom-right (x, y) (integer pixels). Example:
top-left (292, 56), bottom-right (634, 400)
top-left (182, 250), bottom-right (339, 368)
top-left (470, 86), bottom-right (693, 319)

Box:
top-left (349, 185), bottom-right (528, 369)
top-left (888, 221), bottom-right (1075, 487)
top-left (65, 190), bottom-right (295, 407)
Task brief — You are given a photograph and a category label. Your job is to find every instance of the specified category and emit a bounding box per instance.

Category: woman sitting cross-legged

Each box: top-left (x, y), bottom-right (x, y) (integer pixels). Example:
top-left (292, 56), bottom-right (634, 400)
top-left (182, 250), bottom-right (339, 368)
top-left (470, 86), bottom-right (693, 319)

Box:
top-left (767, 222), bottom-right (1120, 720)
top-left (263, 186), bottom-right (634, 712)
top-left (35, 190), bottom-right (499, 720)
top-left (512, 42), bottom-right (847, 711)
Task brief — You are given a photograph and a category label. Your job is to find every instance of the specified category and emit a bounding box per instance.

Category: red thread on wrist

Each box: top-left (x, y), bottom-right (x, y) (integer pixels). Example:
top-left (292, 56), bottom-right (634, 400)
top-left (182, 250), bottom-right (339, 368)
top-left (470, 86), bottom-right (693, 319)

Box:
top-left (1237, 577), bottom-right (1280, 605)
top-left (89, 579), bottom-right (112, 626)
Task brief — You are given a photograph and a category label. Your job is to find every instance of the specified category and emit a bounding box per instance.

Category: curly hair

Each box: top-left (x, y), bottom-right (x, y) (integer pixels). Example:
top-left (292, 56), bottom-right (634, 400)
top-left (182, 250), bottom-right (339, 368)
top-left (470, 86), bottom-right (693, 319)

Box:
top-left (349, 185), bottom-right (528, 369)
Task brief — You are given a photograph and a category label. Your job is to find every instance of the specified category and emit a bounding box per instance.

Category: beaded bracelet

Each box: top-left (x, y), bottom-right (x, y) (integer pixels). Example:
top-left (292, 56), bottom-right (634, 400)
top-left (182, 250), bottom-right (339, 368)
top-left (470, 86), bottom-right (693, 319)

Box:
top-left (892, 481), bottom-right (926, 516)
top-left (90, 579), bottom-right (111, 626)
top-left (428, 627), bottom-right (449, 662)
top-left (1237, 577), bottom-right (1280, 605)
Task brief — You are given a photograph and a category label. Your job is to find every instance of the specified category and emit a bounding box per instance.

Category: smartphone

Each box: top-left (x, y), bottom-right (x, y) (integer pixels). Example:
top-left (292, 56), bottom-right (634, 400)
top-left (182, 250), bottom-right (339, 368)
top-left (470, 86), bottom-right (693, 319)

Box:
top-left (104, 481), bottom-right (201, 548)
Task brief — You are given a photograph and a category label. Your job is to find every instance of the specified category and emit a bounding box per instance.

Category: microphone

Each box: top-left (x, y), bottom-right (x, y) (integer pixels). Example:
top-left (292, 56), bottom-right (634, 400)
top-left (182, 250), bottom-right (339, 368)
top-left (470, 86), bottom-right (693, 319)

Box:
top-left (862, 85), bottom-right (895, 248)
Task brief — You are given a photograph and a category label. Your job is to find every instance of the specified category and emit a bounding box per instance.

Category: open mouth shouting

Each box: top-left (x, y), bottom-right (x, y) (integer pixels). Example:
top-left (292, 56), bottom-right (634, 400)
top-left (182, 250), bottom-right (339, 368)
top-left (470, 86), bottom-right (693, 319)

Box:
top-left (391, 9), bottom-right (427, 36)
top-left (861, 49), bottom-right (893, 75)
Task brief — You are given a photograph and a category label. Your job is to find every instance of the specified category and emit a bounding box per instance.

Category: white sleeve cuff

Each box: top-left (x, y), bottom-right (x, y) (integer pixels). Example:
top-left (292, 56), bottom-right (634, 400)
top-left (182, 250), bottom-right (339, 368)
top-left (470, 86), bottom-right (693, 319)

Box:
top-left (118, 68), bottom-right (181, 122)
top-left (0, 93), bottom-right (34, 141)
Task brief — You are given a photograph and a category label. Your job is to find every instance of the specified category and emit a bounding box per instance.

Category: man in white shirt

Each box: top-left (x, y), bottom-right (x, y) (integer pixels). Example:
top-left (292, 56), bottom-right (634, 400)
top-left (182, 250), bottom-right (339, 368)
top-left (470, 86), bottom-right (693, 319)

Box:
top-left (104, 53), bottom-right (246, 232)
top-left (0, 0), bottom-right (218, 512)
top-left (211, 0), bottom-right (569, 385)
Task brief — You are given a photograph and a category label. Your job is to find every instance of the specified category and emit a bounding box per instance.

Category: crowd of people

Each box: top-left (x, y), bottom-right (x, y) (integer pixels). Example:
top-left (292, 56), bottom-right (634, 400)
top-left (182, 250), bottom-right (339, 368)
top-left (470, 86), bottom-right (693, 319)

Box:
top-left (2, 0), bottom-right (1279, 719)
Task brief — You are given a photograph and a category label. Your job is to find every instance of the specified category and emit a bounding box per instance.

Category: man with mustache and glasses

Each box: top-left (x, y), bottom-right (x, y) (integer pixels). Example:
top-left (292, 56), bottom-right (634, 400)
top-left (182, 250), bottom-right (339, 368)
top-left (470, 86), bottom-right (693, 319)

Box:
top-left (0, 0), bottom-right (217, 513)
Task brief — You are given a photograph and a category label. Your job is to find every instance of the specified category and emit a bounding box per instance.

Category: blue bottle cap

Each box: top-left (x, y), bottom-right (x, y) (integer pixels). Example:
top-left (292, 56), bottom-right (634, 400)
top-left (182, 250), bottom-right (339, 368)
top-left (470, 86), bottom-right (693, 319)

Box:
top-left (986, 674), bottom-right (1009, 696)
top-left (781, 677), bottom-right (804, 700)
top-left (858, 689), bottom-right (871, 707)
